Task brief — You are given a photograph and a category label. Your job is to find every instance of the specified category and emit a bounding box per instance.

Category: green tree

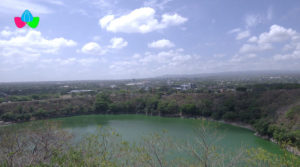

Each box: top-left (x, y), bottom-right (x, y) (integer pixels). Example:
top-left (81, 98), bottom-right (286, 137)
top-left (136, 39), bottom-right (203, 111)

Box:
top-left (94, 93), bottom-right (112, 113)
top-left (180, 103), bottom-right (198, 116)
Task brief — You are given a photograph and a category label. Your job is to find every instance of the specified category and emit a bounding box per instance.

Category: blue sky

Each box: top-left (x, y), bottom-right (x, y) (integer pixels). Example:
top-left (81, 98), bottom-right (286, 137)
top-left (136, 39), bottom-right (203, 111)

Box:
top-left (0, 0), bottom-right (300, 82)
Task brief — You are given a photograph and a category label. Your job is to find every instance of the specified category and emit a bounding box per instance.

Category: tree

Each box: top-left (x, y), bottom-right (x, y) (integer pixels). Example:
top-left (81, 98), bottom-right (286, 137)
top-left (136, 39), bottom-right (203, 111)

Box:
top-left (199, 99), bottom-right (213, 117)
top-left (166, 101), bottom-right (179, 115)
top-left (180, 103), bottom-right (198, 116)
top-left (0, 122), bottom-right (71, 167)
top-left (236, 87), bottom-right (247, 92)
top-left (158, 101), bottom-right (168, 115)
top-left (33, 109), bottom-right (48, 119)
top-left (223, 112), bottom-right (238, 121)
top-left (145, 96), bottom-right (159, 115)
top-left (94, 93), bottom-right (112, 113)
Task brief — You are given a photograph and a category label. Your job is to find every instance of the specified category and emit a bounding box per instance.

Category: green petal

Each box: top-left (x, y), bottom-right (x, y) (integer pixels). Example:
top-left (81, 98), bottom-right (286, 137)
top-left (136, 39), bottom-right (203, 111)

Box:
top-left (27, 17), bottom-right (39, 28)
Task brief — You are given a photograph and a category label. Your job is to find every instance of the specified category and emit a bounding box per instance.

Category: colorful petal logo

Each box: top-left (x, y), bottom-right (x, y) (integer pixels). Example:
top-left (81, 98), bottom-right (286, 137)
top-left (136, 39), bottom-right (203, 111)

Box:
top-left (14, 10), bottom-right (39, 28)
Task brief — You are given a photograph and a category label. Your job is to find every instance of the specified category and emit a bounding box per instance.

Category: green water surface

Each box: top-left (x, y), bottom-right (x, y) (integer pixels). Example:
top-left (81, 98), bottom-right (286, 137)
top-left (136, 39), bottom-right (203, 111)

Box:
top-left (8, 114), bottom-right (283, 154)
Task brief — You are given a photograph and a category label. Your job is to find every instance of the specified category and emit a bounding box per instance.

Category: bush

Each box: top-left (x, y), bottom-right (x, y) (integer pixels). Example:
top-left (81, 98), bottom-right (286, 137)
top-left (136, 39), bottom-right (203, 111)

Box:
top-left (180, 104), bottom-right (198, 116)
top-left (109, 103), bottom-right (122, 114)
top-left (16, 113), bottom-right (31, 121)
top-left (211, 111), bottom-right (223, 120)
top-left (33, 109), bottom-right (48, 119)
top-left (223, 112), bottom-right (238, 121)
top-left (254, 119), bottom-right (271, 136)
top-left (286, 105), bottom-right (300, 119)
top-left (1, 112), bottom-right (17, 122)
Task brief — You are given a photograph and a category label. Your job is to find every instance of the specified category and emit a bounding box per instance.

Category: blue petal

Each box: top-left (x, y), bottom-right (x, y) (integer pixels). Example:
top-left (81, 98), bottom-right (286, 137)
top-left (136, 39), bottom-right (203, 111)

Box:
top-left (21, 10), bottom-right (33, 22)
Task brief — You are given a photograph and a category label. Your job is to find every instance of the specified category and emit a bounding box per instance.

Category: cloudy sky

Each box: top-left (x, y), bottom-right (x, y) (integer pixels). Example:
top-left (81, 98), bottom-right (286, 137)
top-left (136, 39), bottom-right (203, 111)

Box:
top-left (0, 0), bottom-right (300, 82)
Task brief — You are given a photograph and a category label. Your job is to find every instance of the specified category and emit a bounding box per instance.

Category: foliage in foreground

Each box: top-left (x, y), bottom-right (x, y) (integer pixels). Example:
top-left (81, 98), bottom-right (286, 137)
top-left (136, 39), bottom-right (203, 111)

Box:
top-left (0, 122), bottom-right (299, 167)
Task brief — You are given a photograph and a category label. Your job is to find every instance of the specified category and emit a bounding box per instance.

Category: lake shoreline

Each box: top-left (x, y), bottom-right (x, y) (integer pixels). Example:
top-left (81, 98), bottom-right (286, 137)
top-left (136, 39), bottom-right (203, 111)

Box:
top-left (195, 117), bottom-right (255, 131)
top-left (1, 113), bottom-right (299, 156)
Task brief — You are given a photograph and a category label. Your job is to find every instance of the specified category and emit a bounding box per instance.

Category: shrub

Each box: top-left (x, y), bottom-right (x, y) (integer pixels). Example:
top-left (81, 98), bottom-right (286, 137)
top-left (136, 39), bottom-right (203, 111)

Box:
top-left (33, 109), bottom-right (48, 119)
top-left (286, 105), bottom-right (300, 119)
top-left (223, 112), bottom-right (238, 121)
top-left (180, 104), bottom-right (198, 116)
top-left (1, 112), bottom-right (17, 122)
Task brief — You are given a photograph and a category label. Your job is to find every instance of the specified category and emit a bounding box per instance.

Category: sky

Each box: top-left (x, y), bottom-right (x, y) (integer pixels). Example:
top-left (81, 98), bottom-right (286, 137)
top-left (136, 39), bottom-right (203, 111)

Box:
top-left (0, 0), bottom-right (300, 82)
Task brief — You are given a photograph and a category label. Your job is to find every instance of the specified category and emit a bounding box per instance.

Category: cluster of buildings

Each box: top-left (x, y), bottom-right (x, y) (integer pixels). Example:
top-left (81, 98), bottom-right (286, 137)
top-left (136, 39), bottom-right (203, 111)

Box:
top-left (171, 83), bottom-right (196, 91)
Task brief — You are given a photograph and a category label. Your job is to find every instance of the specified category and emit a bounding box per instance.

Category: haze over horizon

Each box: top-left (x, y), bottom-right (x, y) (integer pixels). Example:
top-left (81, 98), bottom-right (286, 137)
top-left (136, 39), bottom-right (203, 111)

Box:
top-left (1, 0), bottom-right (300, 82)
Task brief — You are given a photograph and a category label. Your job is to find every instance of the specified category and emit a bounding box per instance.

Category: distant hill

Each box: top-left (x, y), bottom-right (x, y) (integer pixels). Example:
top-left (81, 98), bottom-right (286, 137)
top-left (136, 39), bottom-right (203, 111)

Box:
top-left (156, 70), bottom-right (300, 79)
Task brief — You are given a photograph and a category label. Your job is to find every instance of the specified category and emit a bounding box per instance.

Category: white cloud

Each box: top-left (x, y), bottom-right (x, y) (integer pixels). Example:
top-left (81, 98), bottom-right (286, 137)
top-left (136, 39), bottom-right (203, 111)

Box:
top-left (0, 29), bottom-right (77, 77)
top-left (76, 58), bottom-right (101, 66)
top-left (248, 36), bottom-right (258, 42)
top-left (40, 57), bottom-right (100, 66)
top-left (110, 49), bottom-right (193, 76)
top-left (100, 15), bottom-right (115, 28)
top-left (228, 28), bottom-right (250, 40)
top-left (139, 49), bottom-right (190, 64)
top-left (236, 30), bottom-right (250, 40)
top-left (230, 54), bottom-right (257, 62)
top-left (161, 13), bottom-right (187, 26)
top-left (148, 39), bottom-right (175, 49)
top-left (235, 24), bottom-right (300, 62)
top-left (256, 25), bottom-right (297, 44)
top-left (81, 42), bottom-right (106, 55)
top-left (0, 30), bottom-right (12, 37)
top-left (239, 43), bottom-right (272, 53)
top-left (228, 28), bottom-right (241, 34)
top-left (109, 37), bottom-right (128, 49)
top-left (81, 37), bottom-right (127, 55)
top-left (92, 36), bottom-right (101, 41)
top-left (109, 47), bottom-right (292, 79)
top-left (244, 8), bottom-right (273, 28)
top-left (99, 7), bottom-right (187, 33)
top-left (1, 28), bottom-right (26, 38)
top-left (274, 43), bottom-right (300, 60)
top-left (239, 25), bottom-right (299, 54)
top-left (245, 14), bottom-right (261, 28)
top-left (0, 29), bottom-right (77, 57)
top-left (274, 52), bottom-right (300, 60)
top-left (133, 53), bottom-right (141, 59)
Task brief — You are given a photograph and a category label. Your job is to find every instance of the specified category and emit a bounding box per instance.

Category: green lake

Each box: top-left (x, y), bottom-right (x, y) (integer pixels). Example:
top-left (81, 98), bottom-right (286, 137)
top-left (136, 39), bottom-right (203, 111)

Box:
top-left (9, 114), bottom-right (283, 154)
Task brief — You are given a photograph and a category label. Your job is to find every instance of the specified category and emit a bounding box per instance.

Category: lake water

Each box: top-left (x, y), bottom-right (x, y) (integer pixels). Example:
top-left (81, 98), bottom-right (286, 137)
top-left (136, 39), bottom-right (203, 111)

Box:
top-left (50, 114), bottom-right (281, 154)
top-left (7, 114), bottom-right (283, 155)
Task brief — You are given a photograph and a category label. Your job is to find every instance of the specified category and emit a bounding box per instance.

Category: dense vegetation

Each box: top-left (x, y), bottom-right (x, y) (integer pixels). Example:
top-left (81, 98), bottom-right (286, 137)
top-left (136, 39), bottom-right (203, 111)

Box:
top-left (92, 86), bottom-right (300, 150)
top-left (0, 122), bottom-right (299, 167)
top-left (0, 82), bottom-right (300, 152)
